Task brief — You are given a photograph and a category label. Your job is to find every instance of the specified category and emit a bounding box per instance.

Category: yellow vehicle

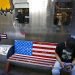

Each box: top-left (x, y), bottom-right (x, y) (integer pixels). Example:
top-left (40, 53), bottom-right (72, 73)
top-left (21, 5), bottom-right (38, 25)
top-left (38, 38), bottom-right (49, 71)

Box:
top-left (0, 0), bottom-right (13, 11)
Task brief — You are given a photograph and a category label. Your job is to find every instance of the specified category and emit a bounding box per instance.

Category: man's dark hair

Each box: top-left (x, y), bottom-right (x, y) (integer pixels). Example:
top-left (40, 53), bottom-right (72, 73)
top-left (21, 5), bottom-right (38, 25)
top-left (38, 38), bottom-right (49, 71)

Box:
top-left (66, 37), bottom-right (75, 49)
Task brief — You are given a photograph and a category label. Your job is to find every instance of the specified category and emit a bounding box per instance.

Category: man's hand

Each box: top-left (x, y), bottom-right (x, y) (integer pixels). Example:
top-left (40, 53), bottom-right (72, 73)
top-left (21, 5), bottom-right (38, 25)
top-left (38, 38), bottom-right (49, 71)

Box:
top-left (63, 63), bottom-right (73, 72)
top-left (60, 62), bottom-right (64, 68)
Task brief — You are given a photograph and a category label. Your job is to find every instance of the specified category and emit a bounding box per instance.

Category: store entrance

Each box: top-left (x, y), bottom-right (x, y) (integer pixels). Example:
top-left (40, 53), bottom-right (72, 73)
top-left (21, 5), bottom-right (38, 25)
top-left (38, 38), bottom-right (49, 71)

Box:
top-left (54, 2), bottom-right (73, 26)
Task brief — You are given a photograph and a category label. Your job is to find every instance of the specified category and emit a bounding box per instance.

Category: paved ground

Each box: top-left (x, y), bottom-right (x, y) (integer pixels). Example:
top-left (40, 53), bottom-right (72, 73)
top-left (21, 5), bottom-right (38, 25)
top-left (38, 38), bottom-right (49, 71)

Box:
top-left (0, 63), bottom-right (51, 75)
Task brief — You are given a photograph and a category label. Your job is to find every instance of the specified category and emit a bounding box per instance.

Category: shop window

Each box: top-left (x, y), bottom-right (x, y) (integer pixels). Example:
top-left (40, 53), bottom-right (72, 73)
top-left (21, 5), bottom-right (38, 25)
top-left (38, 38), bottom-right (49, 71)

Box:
top-left (15, 8), bottom-right (29, 24)
top-left (54, 2), bottom-right (73, 26)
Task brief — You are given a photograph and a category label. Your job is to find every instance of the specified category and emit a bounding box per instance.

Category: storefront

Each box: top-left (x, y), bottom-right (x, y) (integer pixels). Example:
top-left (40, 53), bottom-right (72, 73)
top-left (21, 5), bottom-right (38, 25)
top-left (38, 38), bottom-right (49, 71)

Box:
top-left (54, 1), bottom-right (72, 26)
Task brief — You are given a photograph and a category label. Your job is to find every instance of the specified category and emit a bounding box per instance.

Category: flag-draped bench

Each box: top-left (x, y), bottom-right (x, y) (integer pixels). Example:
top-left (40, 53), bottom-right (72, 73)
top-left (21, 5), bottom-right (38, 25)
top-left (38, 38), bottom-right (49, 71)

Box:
top-left (5, 40), bottom-right (57, 73)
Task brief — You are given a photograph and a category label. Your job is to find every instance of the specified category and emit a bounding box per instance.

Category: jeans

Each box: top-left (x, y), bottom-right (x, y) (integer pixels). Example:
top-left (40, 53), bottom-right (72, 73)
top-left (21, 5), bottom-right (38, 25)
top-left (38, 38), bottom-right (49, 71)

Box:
top-left (52, 61), bottom-right (75, 75)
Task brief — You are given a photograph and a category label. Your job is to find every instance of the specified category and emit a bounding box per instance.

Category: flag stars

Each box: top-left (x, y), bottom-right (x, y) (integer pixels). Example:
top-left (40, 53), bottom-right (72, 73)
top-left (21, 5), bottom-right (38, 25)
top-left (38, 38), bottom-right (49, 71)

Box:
top-left (15, 41), bottom-right (33, 55)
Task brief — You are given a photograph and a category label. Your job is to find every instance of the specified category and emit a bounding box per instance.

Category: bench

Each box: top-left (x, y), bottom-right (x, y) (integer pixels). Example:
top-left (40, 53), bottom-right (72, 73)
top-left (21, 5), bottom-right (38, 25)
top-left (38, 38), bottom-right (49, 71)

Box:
top-left (5, 40), bottom-right (57, 73)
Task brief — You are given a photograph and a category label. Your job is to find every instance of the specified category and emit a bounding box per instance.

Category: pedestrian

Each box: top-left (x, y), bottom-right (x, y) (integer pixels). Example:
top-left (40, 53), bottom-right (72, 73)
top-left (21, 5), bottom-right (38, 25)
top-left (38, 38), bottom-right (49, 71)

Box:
top-left (52, 37), bottom-right (75, 75)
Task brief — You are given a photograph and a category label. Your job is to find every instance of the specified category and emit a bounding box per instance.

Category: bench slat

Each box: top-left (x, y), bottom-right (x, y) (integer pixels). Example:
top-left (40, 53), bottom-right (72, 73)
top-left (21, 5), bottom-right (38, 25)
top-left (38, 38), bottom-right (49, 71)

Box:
top-left (9, 54), bottom-right (56, 63)
top-left (8, 59), bottom-right (53, 67)
top-left (8, 55), bottom-right (55, 67)
top-left (10, 54), bottom-right (56, 61)
top-left (8, 58), bottom-right (54, 66)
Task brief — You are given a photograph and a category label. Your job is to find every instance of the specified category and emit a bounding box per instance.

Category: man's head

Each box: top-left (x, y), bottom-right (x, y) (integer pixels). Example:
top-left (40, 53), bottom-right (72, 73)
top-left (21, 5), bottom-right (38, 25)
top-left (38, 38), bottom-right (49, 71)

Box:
top-left (66, 37), bottom-right (75, 49)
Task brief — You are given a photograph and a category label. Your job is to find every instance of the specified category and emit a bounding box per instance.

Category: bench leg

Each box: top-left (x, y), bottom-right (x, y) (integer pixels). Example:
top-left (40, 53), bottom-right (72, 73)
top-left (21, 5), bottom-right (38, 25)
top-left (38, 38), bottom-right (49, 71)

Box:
top-left (4, 62), bottom-right (12, 74)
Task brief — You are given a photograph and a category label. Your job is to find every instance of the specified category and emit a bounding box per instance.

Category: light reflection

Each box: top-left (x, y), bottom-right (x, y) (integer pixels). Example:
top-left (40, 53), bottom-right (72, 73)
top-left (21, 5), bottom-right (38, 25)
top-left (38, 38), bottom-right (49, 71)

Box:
top-left (28, 0), bottom-right (48, 13)
top-left (51, 0), bottom-right (54, 2)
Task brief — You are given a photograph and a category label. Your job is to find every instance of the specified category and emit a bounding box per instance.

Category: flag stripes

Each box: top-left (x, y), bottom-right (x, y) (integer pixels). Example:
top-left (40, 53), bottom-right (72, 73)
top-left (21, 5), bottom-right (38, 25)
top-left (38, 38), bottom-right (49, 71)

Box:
top-left (9, 54), bottom-right (55, 67)
top-left (10, 54), bottom-right (56, 63)
top-left (33, 44), bottom-right (56, 48)
top-left (12, 54), bottom-right (56, 61)
top-left (32, 50), bottom-right (55, 54)
top-left (8, 59), bottom-right (53, 67)
top-left (33, 46), bottom-right (56, 50)
top-left (32, 42), bottom-right (57, 60)
top-left (33, 41), bottom-right (57, 46)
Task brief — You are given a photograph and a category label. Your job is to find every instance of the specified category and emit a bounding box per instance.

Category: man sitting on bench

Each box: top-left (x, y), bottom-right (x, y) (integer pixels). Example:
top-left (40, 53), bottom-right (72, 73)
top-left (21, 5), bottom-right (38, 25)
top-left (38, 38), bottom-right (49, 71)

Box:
top-left (52, 37), bottom-right (75, 75)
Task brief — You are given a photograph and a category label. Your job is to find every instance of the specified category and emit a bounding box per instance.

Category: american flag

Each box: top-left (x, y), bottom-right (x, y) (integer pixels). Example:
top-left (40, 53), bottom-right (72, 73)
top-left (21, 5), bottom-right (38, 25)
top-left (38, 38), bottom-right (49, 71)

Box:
top-left (9, 40), bottom-right (57, 67)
